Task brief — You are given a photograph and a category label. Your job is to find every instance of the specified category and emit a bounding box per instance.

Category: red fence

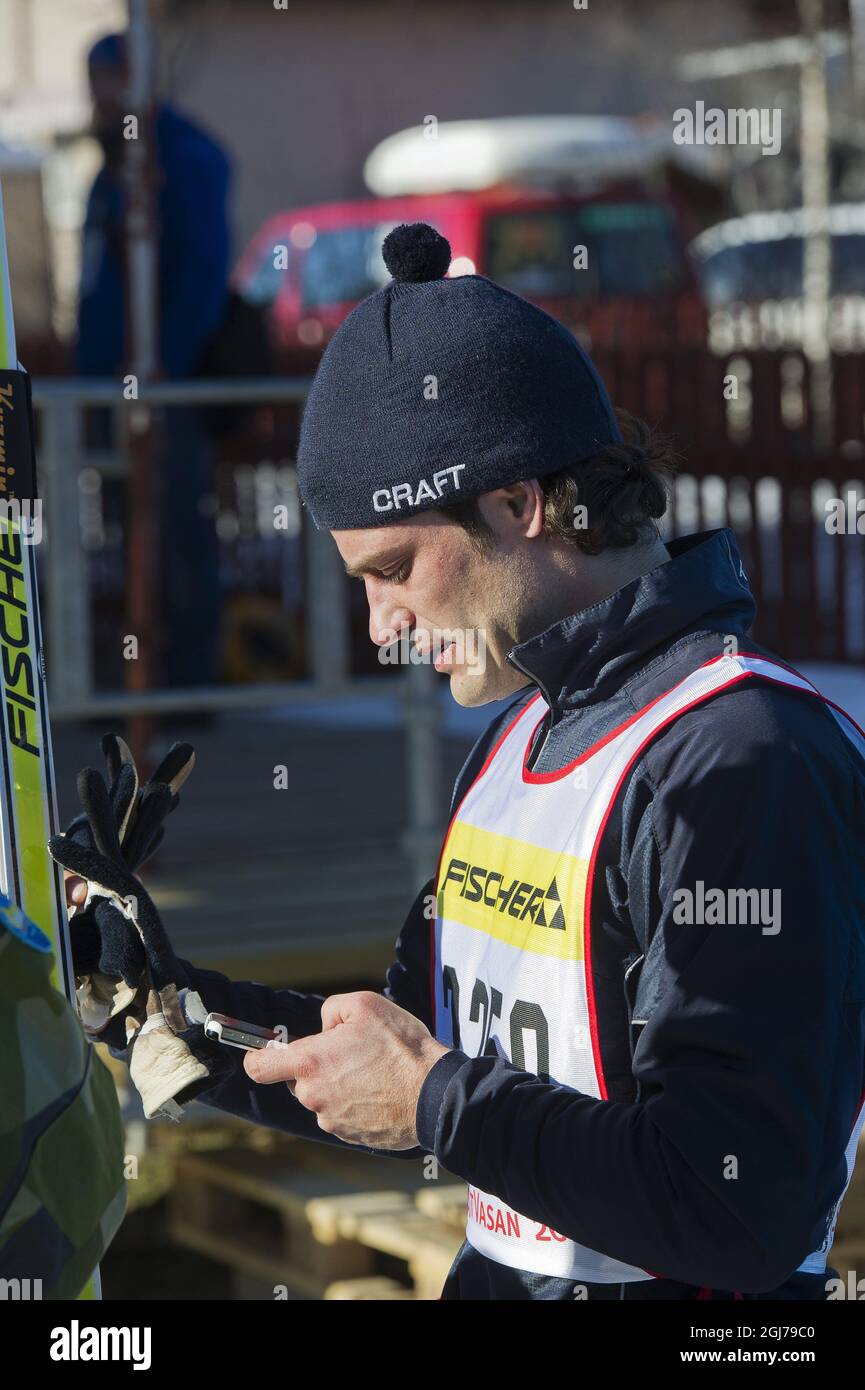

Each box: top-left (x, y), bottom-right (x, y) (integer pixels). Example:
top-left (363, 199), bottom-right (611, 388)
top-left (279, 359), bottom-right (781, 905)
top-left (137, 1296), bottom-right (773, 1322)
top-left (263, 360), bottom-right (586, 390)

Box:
top-left (592, 349), bottom-right (865, 664)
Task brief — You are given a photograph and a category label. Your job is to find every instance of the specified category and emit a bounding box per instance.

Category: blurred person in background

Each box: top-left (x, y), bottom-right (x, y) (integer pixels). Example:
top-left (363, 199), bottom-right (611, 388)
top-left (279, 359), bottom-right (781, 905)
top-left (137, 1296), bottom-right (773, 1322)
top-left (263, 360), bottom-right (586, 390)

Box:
top-left (77, 32), bottom-right (231, 689)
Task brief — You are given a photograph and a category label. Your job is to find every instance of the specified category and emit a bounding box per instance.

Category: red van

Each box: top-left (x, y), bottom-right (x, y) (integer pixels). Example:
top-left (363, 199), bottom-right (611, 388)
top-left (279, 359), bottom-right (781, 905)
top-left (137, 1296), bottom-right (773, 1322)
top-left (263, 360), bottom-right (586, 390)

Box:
top-left (234, 184), bottom-right (707, 365)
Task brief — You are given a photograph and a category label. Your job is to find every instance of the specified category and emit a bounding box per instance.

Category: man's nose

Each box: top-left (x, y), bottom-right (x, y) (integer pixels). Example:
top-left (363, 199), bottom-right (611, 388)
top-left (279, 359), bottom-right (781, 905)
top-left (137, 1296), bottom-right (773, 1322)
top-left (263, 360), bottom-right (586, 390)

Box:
top-left (366, 586), bottom-right (414, 647)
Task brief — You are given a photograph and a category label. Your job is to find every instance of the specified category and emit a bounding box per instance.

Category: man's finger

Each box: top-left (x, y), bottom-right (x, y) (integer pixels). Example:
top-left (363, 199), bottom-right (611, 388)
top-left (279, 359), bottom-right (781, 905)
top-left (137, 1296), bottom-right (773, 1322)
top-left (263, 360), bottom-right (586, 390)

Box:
top-left (64, 872), bottom-right (88, 912)
top-left (320, 990), bottom-right (378, 1031)
top-left (243, 1038), bottom-right (304, 1085)
top-left (320, 993), bottom-right (353, 1031)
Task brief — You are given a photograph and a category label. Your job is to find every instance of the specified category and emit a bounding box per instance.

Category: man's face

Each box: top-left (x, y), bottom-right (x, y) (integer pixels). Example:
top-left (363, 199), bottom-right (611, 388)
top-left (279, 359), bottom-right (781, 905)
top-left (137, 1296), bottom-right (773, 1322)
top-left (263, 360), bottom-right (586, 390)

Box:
top-left (332, 489), bottom-right (544, 707)
top-left (89, 63), bottom-right (129, 151)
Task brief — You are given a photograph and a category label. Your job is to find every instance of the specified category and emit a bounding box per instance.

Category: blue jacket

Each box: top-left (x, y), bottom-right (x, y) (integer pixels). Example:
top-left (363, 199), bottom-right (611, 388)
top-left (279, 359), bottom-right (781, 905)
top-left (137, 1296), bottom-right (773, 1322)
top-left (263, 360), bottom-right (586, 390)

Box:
top-left (76, 104), bottom-right (231, 379)
top-left (181, 528), bottom-right (865, 1300)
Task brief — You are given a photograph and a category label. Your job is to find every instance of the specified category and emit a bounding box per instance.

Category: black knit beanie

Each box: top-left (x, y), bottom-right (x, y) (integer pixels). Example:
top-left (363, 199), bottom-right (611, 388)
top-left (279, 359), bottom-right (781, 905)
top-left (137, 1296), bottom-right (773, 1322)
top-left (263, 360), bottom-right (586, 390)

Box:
top-left (296, 222), bottom-right (621, 530)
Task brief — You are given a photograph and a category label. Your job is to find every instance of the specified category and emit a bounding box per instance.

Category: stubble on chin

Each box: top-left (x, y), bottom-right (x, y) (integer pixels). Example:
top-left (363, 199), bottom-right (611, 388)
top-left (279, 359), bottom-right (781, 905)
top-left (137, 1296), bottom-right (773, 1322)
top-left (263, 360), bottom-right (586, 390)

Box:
top-left (448, 671), bottom-right (483, 708)
top-left (448, 658), bottom-right (519, 708)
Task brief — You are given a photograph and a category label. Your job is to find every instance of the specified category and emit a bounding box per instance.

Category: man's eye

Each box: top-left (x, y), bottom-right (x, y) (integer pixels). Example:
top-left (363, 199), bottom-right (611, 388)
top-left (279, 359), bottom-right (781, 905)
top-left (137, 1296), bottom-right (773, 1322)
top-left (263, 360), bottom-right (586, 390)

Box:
top-left (381, 562), bottom-right (410, 584)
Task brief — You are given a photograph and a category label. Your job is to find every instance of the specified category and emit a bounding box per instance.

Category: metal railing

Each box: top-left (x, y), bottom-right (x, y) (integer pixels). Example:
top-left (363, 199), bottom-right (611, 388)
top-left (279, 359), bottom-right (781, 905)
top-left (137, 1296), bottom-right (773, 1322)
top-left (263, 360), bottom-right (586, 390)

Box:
top-left (33, 378), bottom-right (311, 714)
top-left (31, 377), bottom-right (445, 887)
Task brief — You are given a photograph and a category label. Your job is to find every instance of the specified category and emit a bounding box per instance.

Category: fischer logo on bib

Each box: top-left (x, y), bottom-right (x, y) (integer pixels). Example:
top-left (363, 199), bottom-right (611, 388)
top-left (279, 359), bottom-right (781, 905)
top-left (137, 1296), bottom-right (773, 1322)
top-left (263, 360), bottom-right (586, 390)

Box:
top-left (431, 653), bottom-right (865, 1282)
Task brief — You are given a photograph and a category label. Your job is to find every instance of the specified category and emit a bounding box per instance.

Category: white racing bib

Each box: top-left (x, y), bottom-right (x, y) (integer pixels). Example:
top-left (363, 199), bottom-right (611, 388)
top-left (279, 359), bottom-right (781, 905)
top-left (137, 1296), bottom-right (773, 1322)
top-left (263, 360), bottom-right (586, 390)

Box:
top-left (432, 653), bottom-right (865, 1282)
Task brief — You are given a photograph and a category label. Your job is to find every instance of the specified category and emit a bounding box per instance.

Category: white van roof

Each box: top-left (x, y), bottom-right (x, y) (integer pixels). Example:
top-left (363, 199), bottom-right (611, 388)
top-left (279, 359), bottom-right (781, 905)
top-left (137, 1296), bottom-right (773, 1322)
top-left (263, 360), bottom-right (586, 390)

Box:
top-left (692, 204), bottom-right (865, 259)
top-left (364, 116), bottom-right (719, 196)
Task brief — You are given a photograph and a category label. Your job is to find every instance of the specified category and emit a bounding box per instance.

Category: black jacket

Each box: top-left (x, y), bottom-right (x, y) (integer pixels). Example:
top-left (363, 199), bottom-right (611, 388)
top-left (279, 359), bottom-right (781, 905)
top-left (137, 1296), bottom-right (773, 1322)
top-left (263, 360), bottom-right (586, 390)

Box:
top-left (183, 529), bottom-right (865, 1300)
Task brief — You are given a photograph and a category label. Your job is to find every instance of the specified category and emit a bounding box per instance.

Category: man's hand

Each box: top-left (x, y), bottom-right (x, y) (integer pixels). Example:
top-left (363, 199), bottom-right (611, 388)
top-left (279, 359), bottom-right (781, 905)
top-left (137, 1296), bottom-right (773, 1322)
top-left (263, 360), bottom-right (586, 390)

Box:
top-left (242, 992), bottom-right (449, 1150)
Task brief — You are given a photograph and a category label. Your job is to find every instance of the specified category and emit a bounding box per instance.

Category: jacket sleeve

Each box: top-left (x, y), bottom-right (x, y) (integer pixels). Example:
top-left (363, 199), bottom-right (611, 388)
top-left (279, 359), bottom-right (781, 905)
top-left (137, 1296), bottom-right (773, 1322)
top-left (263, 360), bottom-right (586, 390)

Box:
top-left (177, 877), bottom-right (436, 1155)
top-left (415, 686), bottom-right (865, 1291)
top-left (175, 697), bottom-right (530, 1144)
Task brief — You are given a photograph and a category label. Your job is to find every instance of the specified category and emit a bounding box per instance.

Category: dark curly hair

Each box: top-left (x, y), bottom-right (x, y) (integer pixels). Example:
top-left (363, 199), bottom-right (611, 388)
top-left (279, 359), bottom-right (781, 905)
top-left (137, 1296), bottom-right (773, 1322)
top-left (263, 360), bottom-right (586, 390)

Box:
top-left (438, 411), bottom-right (678, 555)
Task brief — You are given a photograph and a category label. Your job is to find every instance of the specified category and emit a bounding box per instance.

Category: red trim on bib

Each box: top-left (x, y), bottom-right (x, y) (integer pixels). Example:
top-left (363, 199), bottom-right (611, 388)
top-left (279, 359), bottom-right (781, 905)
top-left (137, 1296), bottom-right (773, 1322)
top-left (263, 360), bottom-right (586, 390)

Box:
top-left (429, 693), bottom-right (543, 1031)
top-left (519, 650), bottom-right (848, 785)
top-left (522, 685), bottom-right (671, 784)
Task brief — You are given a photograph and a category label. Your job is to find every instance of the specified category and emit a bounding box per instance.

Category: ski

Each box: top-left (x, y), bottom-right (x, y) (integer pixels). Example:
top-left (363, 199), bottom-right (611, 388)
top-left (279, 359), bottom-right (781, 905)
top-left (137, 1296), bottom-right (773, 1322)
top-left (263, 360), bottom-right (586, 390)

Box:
top-left (0, 180), bottom-right (101, 1299)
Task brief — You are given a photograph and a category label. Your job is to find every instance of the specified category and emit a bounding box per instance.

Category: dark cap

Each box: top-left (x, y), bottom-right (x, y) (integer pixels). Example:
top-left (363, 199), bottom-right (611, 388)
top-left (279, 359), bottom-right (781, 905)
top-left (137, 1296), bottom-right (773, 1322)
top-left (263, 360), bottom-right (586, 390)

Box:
top-left (297, 221), bottom-right (620, 530)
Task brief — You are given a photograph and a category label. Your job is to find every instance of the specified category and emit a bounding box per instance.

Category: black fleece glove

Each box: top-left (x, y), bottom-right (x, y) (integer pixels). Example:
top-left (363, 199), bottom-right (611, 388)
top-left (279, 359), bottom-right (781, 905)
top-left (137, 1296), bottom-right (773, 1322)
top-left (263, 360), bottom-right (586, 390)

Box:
top-left (63, 735), bottom-right (195, 988)
top-left (49, 778), bottom-right (233, 1119)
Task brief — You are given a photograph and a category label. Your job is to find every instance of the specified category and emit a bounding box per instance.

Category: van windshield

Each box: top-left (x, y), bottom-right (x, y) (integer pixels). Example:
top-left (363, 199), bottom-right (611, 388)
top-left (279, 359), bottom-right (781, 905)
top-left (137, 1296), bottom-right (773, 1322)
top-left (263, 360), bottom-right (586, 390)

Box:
top-left (301, 223), bottom-right (402, 308)
top-left (485, 201), bottom-right (685, 298)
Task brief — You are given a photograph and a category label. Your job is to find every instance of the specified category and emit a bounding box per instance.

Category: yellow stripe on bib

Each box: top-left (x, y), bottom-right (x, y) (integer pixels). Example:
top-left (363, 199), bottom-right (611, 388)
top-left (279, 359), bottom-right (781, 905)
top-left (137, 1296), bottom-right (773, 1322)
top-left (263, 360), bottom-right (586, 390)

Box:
top-left (437, 820), bottom-right (587, 960)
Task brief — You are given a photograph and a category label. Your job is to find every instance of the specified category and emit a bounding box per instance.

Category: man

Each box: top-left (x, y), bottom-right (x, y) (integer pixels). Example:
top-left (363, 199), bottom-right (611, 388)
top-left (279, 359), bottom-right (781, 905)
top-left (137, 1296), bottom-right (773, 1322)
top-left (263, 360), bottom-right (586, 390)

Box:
top-left (77, 32), bottom-right (230, 687)
top-left (60, 223), bottom-right (865, 1301)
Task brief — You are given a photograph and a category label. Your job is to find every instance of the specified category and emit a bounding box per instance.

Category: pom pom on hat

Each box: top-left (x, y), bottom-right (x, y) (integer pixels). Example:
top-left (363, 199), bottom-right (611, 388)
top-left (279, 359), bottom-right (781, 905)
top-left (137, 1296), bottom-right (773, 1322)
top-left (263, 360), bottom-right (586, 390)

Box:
top-left (382, 223), bottom-right (451, 283)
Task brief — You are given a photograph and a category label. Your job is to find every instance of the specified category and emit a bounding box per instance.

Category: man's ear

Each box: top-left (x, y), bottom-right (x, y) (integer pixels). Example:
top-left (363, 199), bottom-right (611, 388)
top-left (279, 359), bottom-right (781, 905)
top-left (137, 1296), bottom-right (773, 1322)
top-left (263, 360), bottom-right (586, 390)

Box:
top-left (504, 479), bottom-right (544, 536)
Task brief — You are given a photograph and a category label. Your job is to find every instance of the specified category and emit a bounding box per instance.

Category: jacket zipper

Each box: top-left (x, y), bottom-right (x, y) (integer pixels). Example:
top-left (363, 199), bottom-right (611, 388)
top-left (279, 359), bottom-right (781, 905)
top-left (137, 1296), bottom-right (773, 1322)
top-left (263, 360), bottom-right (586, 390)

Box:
top-left (506, 652), bottom-right (556, 769)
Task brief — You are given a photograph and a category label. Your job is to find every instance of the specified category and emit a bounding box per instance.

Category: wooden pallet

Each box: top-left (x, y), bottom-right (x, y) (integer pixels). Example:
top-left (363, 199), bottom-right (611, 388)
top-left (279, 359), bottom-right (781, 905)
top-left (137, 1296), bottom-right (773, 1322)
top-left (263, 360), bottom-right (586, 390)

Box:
top-left (325, 1277), bottom-right (416, 1301)
top-left (168, 1144), bottom-right (465, 1299)
top-left (831, 1140), bottom-right (865, 1281)
top-left (415, 1182), bottom-right (469, 1229)
top-left (172, 1133), bottom-right (865, 1296)
top-left (169, 1131), bottom-right (865, 1298)
top-left (328, 1204), bottom-right (462, 1300)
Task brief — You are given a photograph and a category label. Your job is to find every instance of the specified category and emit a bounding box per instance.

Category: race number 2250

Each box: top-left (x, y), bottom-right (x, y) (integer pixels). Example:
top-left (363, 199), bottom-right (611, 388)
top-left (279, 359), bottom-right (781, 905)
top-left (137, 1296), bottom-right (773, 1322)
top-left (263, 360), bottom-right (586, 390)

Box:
top-left (441, 965), bottom-right (551, 1081)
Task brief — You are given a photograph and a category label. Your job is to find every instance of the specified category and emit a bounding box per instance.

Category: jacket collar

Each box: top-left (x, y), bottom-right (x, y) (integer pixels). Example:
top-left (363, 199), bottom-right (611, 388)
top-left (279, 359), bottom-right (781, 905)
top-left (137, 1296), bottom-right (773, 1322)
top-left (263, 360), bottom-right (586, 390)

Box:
top-left (505, 529), bottom-right (756, 719)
